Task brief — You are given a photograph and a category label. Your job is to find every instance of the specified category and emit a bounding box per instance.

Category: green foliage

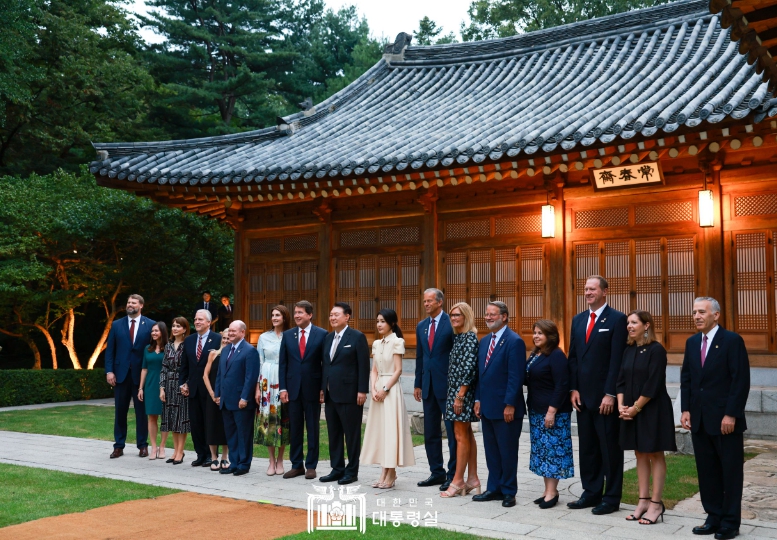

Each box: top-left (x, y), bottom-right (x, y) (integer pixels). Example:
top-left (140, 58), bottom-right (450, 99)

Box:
top-left (0, 369), bottom-right (113, 406)
top-left (462, 0), bottom-right (670, 40)
top-left (414, 16), bottom-right (458, 46)
top-left (0, 0), bottom-right (43, 127)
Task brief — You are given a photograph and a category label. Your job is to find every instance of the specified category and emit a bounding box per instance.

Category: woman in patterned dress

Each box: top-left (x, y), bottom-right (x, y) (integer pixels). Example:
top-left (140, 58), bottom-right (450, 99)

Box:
top-left (254, 305), bottom-right (291, 475)
top-left (160, 316), bottom-right (191, 465)
top-left (525, 319), bottom-right (574, 509)
top-left (441, 302), bottom-right (481, 498)
top-left (203, 330), bottom-right (230, 471)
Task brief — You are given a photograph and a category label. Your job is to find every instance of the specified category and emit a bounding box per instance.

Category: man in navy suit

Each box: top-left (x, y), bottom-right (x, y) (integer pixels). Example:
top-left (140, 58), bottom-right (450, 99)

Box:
top-left (279, 300), bottom-right (327, 480)
top-left (473, 301), bottom-right (526, 508)
top-left (179, 309), bottom-right (222, 467)
top-left (567, 275), bottom-right (628, 515)
top-left (195, 291), bottom-right (219, 328)
top-left (414, 288), bottom-right (457, 490)
top-left (214, 320), bottom-right (259, 475)
top-left (105, 294), bottom-right (155, 458)
top-left (681, 297), bottom-right (750, 540)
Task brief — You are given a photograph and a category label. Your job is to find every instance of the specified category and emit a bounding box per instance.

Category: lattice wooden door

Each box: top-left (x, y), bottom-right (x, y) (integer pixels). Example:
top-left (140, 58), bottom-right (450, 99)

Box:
top-left (246, 261), bottom-right (317, 331)
top-left (732, 230), bottom-right (775, 352)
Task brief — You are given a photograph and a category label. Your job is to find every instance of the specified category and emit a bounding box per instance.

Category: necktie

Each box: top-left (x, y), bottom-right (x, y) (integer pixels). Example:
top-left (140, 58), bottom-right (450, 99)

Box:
top-left (227, 305), bottom-right (231, 313)
top-left (225, 345), bottom-right (236, 369)
top-left (205, 302), bottom-right (208, 310)
top-left (196, 335), bottom-right (203, 361)
top-left (428, 318), bottom-right (436, 350)
top-left (585, 312), bottom-right (597, 343)
top-left (299, 329), bottom-right (306, 358)
top-left (330, 334), bottom-right (340, 362)
top-left (701, 334), bottom-right (708, 367)
top-left (129, 319), bottom-right (136, 344)
top-left (485, 334), bottom-right (496, 367)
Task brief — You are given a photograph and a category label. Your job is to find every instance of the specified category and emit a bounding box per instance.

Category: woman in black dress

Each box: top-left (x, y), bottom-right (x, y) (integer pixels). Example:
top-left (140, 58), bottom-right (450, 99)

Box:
top-left (203, 330), bottom-right (230, 471)
top-left (617, 310), bottom-right (676, 525)
top-left (441, 302), bottom-right (480, 498)
top-left (160, 316), bottom-right (191, 465)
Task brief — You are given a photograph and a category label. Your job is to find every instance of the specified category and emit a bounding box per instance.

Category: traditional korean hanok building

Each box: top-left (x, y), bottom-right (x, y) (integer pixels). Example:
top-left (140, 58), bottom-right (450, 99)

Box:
top-left (91, 0), bottom-right (777, 374)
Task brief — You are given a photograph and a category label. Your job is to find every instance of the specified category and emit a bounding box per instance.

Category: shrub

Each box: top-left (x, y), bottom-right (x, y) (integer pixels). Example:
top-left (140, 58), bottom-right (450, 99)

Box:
top-left (0, 369), bottom-right (113, 407)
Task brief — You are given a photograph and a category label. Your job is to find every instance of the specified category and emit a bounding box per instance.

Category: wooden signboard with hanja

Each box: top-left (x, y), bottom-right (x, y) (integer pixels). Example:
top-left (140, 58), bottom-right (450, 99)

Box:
top-left (592, 161), bottom-right (665, 191)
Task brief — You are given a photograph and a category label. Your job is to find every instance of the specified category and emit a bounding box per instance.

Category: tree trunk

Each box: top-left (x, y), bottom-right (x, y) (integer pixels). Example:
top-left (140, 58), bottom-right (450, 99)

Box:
top-left (86, 310), bottom-right (117, 369)
top-left (60, 309), bottom-right (83, 369)
top-left (25, 337), bottom-right (42, 369)
top-left (34, 323), bottom-right (58, 369)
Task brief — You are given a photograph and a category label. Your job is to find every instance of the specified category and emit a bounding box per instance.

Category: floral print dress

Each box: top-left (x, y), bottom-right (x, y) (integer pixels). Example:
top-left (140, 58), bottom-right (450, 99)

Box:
top-left (254, 330), bottom-right (289, 446)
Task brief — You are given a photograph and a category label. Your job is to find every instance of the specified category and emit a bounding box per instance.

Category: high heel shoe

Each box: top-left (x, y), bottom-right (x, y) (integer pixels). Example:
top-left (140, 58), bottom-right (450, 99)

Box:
top-left (625, 498), bottom-right (651, 521)
top-left (533, 496), bottom-right (545, 504)
top-left (149, 447), bottom-right (158, 460)
top-left (378, 478), bottom-right (396, 489)
top-left (440, 482), bottom-right (466, 498)
top-left (172, 452), bottom-right (185, 465)
top-left (465, 481), bottom-right (482, 496)
top-left (538, 494), bottom-right (559, 509)
top-left (639, 501), bottom-right (665, 525)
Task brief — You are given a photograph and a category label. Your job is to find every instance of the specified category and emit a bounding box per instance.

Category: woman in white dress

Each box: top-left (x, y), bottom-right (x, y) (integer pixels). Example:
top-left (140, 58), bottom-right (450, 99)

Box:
top-left (254, 305), bottom-right (292, 475)
top-left (361, 308), bottom-right (416, 488)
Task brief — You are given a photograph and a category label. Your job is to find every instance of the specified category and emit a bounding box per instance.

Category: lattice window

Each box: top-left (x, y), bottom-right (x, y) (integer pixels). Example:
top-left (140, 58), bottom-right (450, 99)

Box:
top-left (575, 243), bottom-right (600, 313)
top-left (666, 238), bottom-right (696, 331)
top-left (735, 232), bottom-right (768, 331)
top-left (575, 207), bottom-right (629, 229)
top-left (446, 219), bottom-right (490, 239)
top-left (380, 226), bottom-right (421, 245)
top-left (340, 229), bottom-right (378, 248)
top-left (520, 247), bottom-right (544, 332)
top-left (246, 261), bottom-right (317, 330)
top-left (250, 237), bottom-right (281, 254)
top-left (635, 202), bottom-right (693, 224)
top-left (284, 234), bottom-right (317, 252)
top-left (604, 241), bottom-right (631, 314)
top-left (494, 215), bottom-right (542, 235)
top-left (635, 239), bottom-right (663, 330)
top-left (735, 194), bottom-right (777, 217)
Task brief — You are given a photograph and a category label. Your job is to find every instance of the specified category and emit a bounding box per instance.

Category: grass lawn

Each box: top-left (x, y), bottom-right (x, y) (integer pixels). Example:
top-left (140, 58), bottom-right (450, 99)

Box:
top-left (0, 405), bottom-right (425, 459)
top-left (0, 463), bottom-right (178, 528)
top-left (279, 520), bottom-right (484, 539)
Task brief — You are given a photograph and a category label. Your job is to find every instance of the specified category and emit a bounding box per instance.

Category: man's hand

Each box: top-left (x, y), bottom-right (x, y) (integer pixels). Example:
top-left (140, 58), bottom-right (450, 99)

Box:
top-left (357, 392), bottom-right (367, 406)
top-left (504, 404), bottom-right (515, 423)
top-left (413, 388), bottom-right (422, 402)
top-left (137, 389), bottom-right (144, 402)
top-left (599, 395), bottom-right (615, 415)
top-left (474, 401), bottom-right (481, 419)
top-left (239, 399), bottom-right (248, 409)
top-left (180, 383), bottom-right (189, 397)
top-left (319, 390), bottom-right (324, 404)
top-left (280, 390), bottom-right (289, 404)
top-left (681, 411), bottom-right (691, 430)
top-left (570, 390), bottom-right (582, 412)
top-left (721, 415), bottom-right (736, 435)
top-left (106, 372), bottom-right (116, 387)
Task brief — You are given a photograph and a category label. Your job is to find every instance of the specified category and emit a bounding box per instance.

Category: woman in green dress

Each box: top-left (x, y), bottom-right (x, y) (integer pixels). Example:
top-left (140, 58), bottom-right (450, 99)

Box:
top-left (139, 322), bottom-right (168, 460)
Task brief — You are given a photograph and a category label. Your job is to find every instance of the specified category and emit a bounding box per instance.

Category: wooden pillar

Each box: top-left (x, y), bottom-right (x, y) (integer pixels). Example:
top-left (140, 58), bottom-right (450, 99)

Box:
top-left (233, 223), bottom-right (245, 324)
top-left (314, 203), bottom-right (333, 328)
top-left (549, 181), bottom-right (566, 350)
top-left (701, 159), bottom-right (726, 319)
top-left (419, 187), bottom-right (439, 290)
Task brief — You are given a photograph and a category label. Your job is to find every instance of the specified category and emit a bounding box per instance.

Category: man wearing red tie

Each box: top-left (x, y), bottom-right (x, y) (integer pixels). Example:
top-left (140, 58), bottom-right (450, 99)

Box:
top-left (567, 275), bottom-right (627, 515)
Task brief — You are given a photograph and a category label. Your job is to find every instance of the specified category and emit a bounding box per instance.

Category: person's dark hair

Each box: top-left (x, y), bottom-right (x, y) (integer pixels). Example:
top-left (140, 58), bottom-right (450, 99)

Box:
top-left (148, 322), bottom-right (168, 352)
top-left (171, 316), bottom-right (190, 339)
top-left (626, 310), bottom-right (658, 346)
top-left (202, 290), bottom-right (211, 295)
top-left (271, 304), bottom-right (292, 331)
top-left (221, 294), bottom-right (230, 300)
top-left (128, 293), bottom-right (144, 305)
top-left (333, 302), bottom-right (352, 317)
top-left (531, 319), bottom-right (560, 356)
top-left (295, 300), bottom-right (314, 315)
top-left (377, 308), bottom-right (403, 339)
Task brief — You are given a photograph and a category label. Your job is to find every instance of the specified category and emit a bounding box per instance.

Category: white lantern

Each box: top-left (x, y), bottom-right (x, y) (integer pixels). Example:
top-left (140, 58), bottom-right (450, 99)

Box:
top-left (542, 204), bottom-right (555, 238)
top-left (699, 190), bottom-right (714, 227)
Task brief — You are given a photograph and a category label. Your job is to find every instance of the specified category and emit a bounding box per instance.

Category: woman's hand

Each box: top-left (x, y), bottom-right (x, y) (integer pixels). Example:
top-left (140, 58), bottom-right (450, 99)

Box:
top-left (453, 399), bottom-right (463, 415)
top-left (544, 411), bottom-right (556, 429)
top-left (210, 392), bottom-right (217, 404)
top-left (619, 405), bottom-right (636, 420)
top-left (137, 389), bottom-right (144, 402)
top-left (160, 388), bottom-right (166, 403)
top-left (374, 389), bottom-right (387, 402)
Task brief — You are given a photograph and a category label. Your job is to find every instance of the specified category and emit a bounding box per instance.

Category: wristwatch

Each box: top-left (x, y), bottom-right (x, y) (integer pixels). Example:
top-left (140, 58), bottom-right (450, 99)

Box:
top-left (382, 385), bottom-right (390, 392)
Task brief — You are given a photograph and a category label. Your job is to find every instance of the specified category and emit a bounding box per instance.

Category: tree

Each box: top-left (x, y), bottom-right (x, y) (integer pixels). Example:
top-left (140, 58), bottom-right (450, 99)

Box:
top-left (0, 169), bottom-right (234, 369)
top-left (414, 16), bottom-right (458, 46)
top-left (461, 0), bottom-right (669, 41)
top-left (0, 0), bottom-right (43, 129)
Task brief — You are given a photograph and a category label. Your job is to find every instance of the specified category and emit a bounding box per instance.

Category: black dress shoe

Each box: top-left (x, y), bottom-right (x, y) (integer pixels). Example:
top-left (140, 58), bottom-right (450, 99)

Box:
top-left (219, 467), bottom-right (235, 475)
top-left (502, 496), bottom-right (516, 507)
top-left (320, 472), bottom-right (344, 482)
top-left (567, 496), bottom-right (601, 509)
top-left (191, 457), bottom-right (205, 467)
top-left (439, 479), bottom-right (452, 491)
top-left (693, 524), bottom-right (720, 535)
top-left (472, 490), bottom-right (503, 502)
top-left (591, 502), bottom-right (619, 515)
top-left (233, 469), bottom-right (249, 476)
top-left (539, 495), bottom-right (559, 509)
top-left (417, 475), bottom-right (446, 487)
top-left (714, 528), bottom-right (738, 540)
top-left (338, 475), bottom-right (358, 485)
top-left (201, 458), bottom-right (213, 467)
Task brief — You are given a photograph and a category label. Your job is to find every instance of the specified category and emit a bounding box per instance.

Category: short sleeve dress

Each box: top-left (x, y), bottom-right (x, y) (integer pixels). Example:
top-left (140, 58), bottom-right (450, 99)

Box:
top-left (444, 331), bottom-right (480, 422)
top-left (142, 348), bottom-right (164, 415)
top-left (361, 333), bottom-right (416, 468)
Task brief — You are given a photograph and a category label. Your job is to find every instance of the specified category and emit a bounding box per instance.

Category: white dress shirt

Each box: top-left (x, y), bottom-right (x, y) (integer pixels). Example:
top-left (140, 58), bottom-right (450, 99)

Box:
top-left (330, 326), bottom-right (348, 360)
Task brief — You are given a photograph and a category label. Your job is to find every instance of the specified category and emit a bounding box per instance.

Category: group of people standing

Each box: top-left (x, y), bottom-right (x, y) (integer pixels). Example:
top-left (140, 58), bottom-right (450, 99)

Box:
top-left (105, 276), bottom-right (751, 540)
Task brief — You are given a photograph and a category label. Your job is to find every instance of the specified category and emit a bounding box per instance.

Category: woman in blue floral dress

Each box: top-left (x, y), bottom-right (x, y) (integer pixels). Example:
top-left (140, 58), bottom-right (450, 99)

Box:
top-left (254, 305), bottom-right (291, 475)
top-left (525, 319), bottom-right (574, 508)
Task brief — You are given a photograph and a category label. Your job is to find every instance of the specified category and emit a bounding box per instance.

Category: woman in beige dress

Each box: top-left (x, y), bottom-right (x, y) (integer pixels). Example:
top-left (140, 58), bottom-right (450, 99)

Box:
top-left (361, 308), bottom-right (416, 488)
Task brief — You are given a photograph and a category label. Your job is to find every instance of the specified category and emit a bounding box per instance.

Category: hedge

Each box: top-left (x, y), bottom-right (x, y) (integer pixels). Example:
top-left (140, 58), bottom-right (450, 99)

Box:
top-left (0, 369), bottom-right (113, 407)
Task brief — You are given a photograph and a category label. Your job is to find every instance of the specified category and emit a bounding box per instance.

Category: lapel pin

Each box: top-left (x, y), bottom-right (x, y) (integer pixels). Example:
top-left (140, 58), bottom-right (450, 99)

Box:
top-left (715, 345), bottom-right (719, 349)
top-left (601, 318), bottom-right (607, 323)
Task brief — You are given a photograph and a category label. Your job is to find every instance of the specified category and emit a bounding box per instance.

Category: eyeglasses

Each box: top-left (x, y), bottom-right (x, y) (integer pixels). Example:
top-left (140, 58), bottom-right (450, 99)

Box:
top-left (450, 313), bottom-right (463, 318)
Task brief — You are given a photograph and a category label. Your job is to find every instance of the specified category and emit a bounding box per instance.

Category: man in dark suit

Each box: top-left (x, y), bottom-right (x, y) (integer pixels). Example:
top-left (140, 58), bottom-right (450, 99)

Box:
top-left (320, 302), bottom-right (370, 485)
top-left (179, 309), bottom-right (222, 467)
top-left (279, 300), bottom-right (328, 480)
top-left (215, 320), bottom-right (259, 476)
top-left (217, 294), bottom-right (234, 332)
top-left (681, 297), bottom-right (750, 540)
top-left (414, 288), bottom-right (457, 490)
top-left (473, 301), bottom-right (526, 508)
top-left (195, 291), bottom-right (219, 328)
top-left (567, 275), bottom-right (628, 515)
top-left (105, 294), bottom-right (155, 458)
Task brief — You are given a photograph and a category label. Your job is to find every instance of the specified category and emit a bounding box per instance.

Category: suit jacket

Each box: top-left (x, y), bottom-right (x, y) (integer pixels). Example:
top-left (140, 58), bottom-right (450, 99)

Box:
top-left (321, 327), bottom-right (370, 404)
top-left (217, 303), bottom-right (234, 332)
top-left (680, 327), bottom-right (750, 435)
top-left (475, 327), bottom-right (526, 420)
top-left (195, 301), bottom-right (219, 324)
top-left (105, 315), bottom-right (155, 385)
top-left (179, 331), bottom-right (222, 397)
top-left (414, 312), bottom-right (455, 400)
top-left (278, 325), bottom-right (327, 402)
top-left (215, 339), bottom-right (259, 411)
top-left (568, 305), bottom-right (628, 410)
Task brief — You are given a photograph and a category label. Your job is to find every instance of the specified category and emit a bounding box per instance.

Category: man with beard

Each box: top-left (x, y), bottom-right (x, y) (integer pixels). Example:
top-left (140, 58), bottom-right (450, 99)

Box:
top-left (105, 294), bottom-right (155, 458)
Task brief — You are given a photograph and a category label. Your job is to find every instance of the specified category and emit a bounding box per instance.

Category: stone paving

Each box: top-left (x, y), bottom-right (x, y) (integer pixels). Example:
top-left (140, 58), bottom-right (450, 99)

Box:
top-left (1, 423), bottom-right (777, 539)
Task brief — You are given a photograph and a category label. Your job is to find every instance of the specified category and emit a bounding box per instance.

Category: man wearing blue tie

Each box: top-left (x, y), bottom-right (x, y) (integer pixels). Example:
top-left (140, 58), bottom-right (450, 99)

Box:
top-left (414, 288), bottom-right (457, 491)
top-left (215, 320), bottom-right (260, 476)
top-left (473, 301), bottom-right (526, 508)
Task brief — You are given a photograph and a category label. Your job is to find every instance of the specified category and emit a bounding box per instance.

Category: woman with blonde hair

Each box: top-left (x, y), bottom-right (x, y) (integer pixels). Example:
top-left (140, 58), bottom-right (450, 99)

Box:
top-left (441, 302), bottom-right (480, 497)
top-left (160, 316), bottom-right (190, 464)
top-left (203, 330), bottom-right (230, 471)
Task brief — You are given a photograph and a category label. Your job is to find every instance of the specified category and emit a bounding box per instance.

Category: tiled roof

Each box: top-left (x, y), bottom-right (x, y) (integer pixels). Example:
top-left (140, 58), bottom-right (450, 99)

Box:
top-left (90, 0), bottom-right (776, 187)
